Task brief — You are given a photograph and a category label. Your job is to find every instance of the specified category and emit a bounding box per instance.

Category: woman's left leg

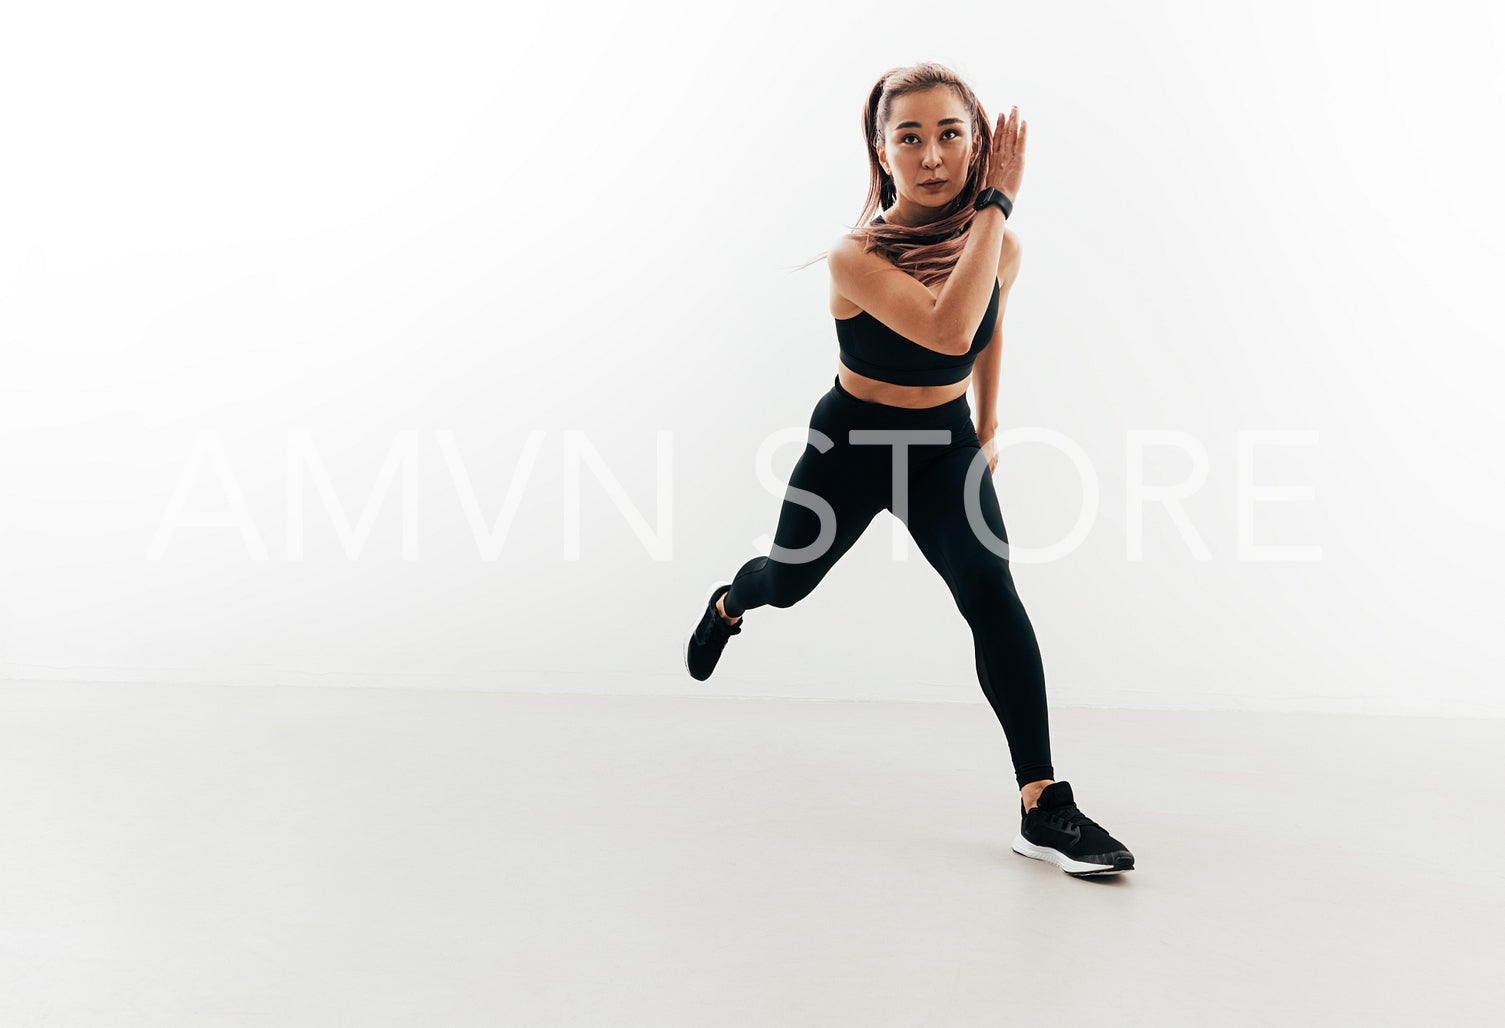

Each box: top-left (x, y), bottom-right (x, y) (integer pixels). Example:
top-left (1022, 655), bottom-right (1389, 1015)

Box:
top-left (895, 428), bottom-right (1056, 791)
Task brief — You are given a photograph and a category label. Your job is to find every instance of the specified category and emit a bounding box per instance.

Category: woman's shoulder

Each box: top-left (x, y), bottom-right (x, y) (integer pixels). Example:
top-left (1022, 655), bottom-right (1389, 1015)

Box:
top-left (998, 225), bottom-right (1022, 277)
top-left (827, 228), bottom-right (868, 264)
top-left (828, 217), bottom-right (891, 269)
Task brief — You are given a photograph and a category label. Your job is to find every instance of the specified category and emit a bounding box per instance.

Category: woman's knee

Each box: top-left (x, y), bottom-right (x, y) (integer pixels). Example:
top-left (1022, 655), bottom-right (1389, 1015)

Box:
top-left (762, 561), bottom-right (823, 608)
top-left (732, 555), bottom-right (823, 611)
top-left (951, 563), bottom-right (1023, 622)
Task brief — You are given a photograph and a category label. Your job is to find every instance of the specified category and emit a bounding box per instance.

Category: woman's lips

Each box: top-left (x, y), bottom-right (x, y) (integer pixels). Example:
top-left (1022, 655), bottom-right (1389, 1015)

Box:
top-left (920, 180), bottom-right (946, 189)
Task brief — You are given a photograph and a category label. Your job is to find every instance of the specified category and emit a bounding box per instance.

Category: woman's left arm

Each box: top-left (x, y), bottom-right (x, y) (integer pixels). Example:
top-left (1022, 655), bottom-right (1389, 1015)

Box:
top-left (974, 234), bottom-right (1023, 470)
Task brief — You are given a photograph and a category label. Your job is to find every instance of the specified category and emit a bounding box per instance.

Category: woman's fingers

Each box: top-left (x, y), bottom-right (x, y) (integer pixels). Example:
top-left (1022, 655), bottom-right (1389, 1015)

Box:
top-left (988, 106), bottom-right (1023, 194)
top-left (1001, 106), bottom-right (1018, 155)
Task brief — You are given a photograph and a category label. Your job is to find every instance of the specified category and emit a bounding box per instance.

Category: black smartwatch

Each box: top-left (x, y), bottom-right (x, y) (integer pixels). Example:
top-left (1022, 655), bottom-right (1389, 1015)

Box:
top-left (973, 187), bottom-right (1013, 219)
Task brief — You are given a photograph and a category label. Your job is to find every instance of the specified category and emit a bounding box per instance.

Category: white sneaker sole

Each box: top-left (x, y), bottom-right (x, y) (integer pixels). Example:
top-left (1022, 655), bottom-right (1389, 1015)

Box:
top-left (1011, 833), bottom-right (1133, 876)
top-left (684, 580), bottom-right (734, 678)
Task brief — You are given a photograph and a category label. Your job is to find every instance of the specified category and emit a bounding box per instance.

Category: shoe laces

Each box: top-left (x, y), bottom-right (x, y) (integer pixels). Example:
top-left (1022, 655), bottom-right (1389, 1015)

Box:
top-left (1038, 802), bottom-right (1104, 834)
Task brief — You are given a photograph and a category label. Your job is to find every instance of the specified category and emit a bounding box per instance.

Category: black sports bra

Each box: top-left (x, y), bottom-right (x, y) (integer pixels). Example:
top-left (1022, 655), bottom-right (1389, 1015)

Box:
top-left (834, 215), bottom-right (1000, 387)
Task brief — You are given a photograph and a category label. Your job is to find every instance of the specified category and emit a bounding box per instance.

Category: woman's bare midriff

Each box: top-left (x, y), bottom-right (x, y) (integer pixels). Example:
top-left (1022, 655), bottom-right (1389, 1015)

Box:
top-left (836, 360), bottom-right (970, 408)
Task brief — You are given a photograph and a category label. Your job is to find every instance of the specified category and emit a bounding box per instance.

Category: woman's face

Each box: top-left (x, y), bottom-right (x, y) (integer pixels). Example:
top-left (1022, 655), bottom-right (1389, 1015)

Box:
top-left (878, 87), bottom-right (977, 216)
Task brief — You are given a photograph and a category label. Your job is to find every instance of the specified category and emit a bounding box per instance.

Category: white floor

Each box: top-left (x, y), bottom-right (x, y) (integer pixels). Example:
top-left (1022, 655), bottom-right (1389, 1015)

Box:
top-left (0, 680), bottom-right (1499, 1026)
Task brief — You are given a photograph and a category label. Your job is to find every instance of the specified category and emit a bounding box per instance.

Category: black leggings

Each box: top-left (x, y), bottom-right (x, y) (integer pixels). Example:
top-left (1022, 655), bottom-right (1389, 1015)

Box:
top-left (722, 375), bottom-right (1054, 789)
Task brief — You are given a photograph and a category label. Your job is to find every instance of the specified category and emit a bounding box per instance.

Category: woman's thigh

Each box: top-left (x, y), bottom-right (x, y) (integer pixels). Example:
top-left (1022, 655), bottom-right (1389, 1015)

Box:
top-left (896, 435), bottom-right (1020, 607)
top-left (765, 422), bottom-right (889, 579)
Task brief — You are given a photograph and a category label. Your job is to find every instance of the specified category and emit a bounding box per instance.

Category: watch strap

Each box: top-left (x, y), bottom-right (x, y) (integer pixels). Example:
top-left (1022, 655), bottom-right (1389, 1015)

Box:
top-left (973, 187), bottom-right (1013, 219)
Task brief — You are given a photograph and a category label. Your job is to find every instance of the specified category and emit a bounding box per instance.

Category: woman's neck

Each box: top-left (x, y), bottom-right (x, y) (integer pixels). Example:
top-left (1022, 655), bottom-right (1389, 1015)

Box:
top-left (881, 200), bottom-right (950, 228)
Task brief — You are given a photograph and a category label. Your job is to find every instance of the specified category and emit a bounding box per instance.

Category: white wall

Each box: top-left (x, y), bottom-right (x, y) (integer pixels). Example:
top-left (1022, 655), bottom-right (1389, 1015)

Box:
top-left (2, 0), bottom-right (1500, 715)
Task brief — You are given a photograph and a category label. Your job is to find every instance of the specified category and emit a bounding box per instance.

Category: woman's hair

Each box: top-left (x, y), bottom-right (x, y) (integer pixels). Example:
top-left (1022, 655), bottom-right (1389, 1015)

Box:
top-left (796, 61), bottom-right (995, 289)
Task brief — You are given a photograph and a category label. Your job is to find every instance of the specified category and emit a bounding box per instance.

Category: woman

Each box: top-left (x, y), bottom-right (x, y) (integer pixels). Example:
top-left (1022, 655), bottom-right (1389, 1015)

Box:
top-left (683, 63), bottom-right (1134, 878)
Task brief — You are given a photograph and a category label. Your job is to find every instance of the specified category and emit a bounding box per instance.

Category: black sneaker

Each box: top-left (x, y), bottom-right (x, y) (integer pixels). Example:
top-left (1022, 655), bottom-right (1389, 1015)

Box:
top-left (684, 581), bottom-right (742, 681)
top-left (1012, 781), bottom-right (1135, 877)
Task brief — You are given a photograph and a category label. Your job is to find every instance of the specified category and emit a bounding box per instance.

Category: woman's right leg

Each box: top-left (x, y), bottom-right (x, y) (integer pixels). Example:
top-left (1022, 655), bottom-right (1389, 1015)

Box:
top-left (721, 394), bottom-right (886, 618)
top-left (896, 427), bottom-right (1055, 791)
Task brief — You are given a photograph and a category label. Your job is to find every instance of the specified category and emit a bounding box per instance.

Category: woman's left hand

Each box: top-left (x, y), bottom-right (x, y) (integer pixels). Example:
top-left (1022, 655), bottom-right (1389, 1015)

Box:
top-left (978, 423), bottom-right (999, 474)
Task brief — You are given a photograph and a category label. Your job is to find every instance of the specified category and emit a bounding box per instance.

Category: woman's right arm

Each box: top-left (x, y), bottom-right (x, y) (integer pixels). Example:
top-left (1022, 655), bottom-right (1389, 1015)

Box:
top-left (829, 106), bottom-right (1027, 356)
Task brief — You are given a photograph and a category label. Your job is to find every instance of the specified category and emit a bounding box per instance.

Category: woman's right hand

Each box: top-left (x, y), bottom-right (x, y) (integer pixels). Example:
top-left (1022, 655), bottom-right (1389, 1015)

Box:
top-left (986, 105), bottom-right (1026, 203)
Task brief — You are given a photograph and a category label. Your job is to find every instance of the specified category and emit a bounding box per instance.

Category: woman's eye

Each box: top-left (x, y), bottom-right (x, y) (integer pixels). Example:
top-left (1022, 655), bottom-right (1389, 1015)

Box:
top-left (903, 129), bottom-right (960, 144)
